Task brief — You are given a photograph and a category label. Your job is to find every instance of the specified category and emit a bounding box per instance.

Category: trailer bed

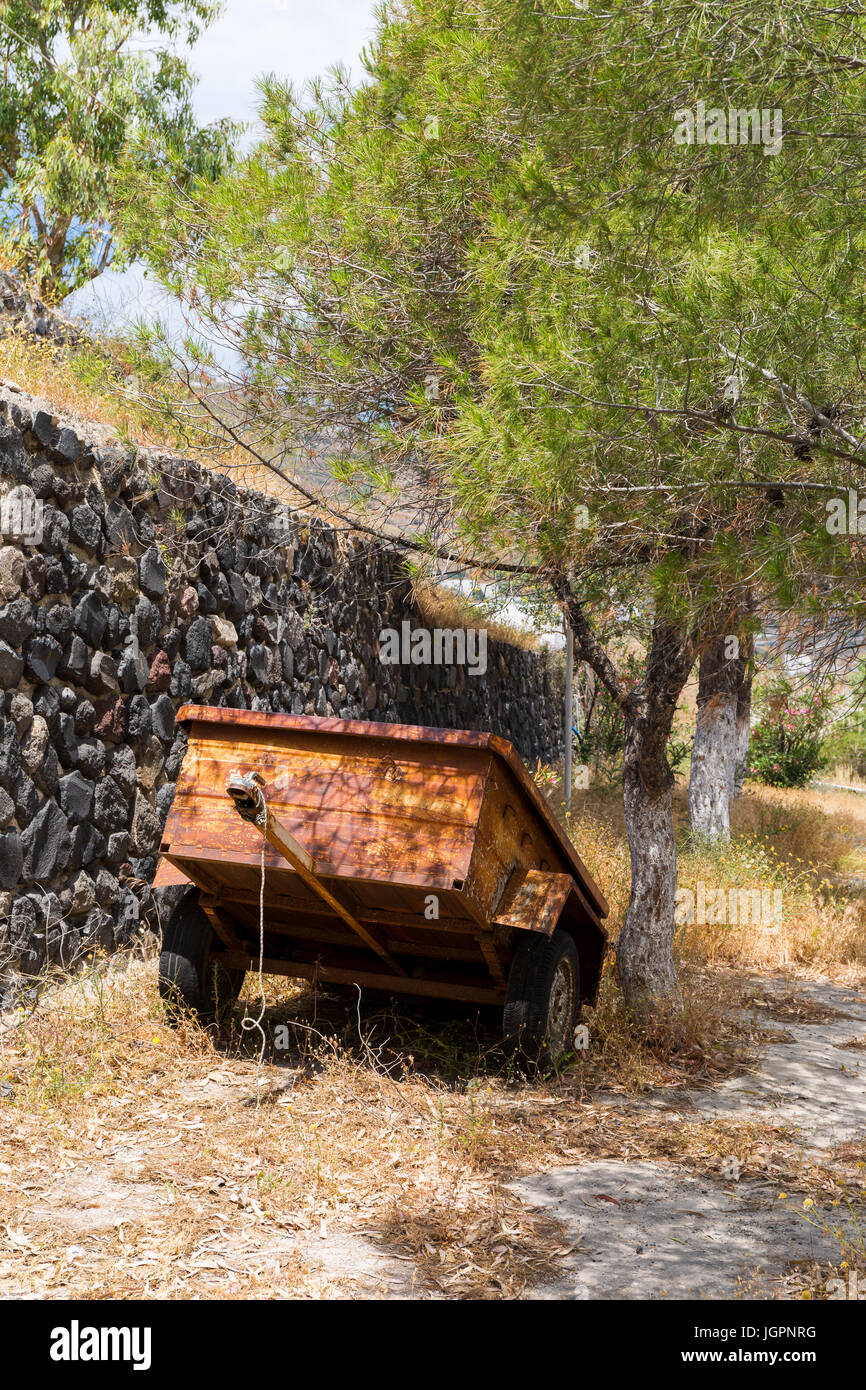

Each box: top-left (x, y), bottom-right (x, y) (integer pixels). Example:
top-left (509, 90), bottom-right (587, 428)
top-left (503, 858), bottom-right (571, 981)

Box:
top-left (156, 707), bottom-right (609, 1033)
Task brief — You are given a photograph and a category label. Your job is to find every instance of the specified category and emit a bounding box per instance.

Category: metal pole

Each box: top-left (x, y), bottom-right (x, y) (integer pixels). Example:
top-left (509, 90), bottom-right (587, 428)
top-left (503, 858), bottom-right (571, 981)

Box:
top-left (564, 617), bottom-right (574, 807)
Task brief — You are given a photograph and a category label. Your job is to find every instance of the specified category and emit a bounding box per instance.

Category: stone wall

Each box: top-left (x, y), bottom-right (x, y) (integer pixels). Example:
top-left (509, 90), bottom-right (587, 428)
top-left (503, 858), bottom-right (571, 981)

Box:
top-left (0, 384), bottom-right (563, 994)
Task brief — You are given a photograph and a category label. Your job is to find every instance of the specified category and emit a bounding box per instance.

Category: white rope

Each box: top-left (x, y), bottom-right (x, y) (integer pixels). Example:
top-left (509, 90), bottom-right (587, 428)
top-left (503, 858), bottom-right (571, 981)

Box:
top-left (240, 800), bottom-right (268, 1067)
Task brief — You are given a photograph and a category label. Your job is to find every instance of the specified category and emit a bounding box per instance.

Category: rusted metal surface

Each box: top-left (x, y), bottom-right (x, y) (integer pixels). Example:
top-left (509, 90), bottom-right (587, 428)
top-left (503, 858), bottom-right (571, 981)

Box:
top-left (159, 707), bottom-right (609, 1006)
top-left (493, 869), bottom-right (576, 937)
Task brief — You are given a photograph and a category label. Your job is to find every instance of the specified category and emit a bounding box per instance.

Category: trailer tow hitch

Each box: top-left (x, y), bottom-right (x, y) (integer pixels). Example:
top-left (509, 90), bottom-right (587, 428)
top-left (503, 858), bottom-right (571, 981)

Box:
top-left (226, 770), bottom-right (268, 827)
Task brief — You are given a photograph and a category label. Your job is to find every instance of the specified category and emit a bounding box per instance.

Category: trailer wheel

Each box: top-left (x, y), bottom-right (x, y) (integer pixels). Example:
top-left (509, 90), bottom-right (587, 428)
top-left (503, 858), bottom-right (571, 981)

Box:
top-left (158, 889), bottom-right (245, 1022)
top-left (503, 928), bottom-right (581, 1064)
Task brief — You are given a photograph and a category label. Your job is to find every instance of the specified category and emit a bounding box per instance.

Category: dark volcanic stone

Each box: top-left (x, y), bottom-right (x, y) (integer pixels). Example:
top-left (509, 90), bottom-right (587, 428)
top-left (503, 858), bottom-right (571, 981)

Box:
top-left (54, 425), bottom-right (81, 464)
top-left (32, 410), bottom-right (56, 447)
top-left (33, 684), bottom-right (61, 733)
top-left (106, 832), bottom-right (133, 864)
top-left (105, 499), bottom-right (136, 546)
top-left (44, 561), bottom-right (67, 594)
top-left (73, 591), bottom-right (107, 647)
top-left (0, 829), bottom-right (23, 889)
top-left (95, 868), bottom-right (121, 909)
top-left (211, 572), bottom-right (230, 608)
top-left (118, 648), bottom-right (149, 694)
top-left (169, 660), bottom-right (191, 700)
top-left (134, 596), bottom-right (160, 647)
top-left (150, 694), bottom-right (175, 743)
top-left (165, 735), bottom-right (188, 781)
top-left (108, 744), bottom-right (136, 799)
top-left (116, 891), bottom-right (140, 939)
top-left (73, 700), bottom-right (96, 736)
top-left (21, 799), bottom-right (72, 881)
top-left (54, 714), bottom-right (79, 768)
top-left (156, 782), bottom-right (176, 823)
top-left (85, 483), bottom-right (105, 519)
top-left (45, 604), bottom-right (73, 642)
top-left (104, 604), bottom-right (123, 649)
top-left (139, 546), bottom-right (166, 599)
top-left (0, 641), bottom-right (23, 685)
top-left (62, 552), bottom-right (87, 593)
top-left (96, 448), bottom-right (129, 491)
top-left (127, 696), bottom-right (151, 740)
top-left (69, 823), bottom-right (105, 874)
top-left (131, 791), bottom-right (160, 855)
top-left (0, 422), bottom-right (30, 482)
top-left (129, 856), bottom-right (156, 883)
top-left (226, 572), bottom-right (246, 623)
top-left (75, 738), bottom-right (106, 779)
top-left (68, 504), bottom-right (102, 550)
top-left (0, 597), bottom-right (36, 644)
top-left (93, 776), bottom-right (129, 834)
top-left (182, 616), bottom-right (212, 672)
top-left (58, 771), bottom-right (94, 824)
top-left (23, 634), bottom-right (62, 682)
top-left (31, 462), bottom-right (57, 499)
top-left (40, 505), bottom-right (70, 554)
top-left (87, 564), bottom-right (113, 600)
top-left (247, 643), bottom-right (270, 683)
top-left (57, 634), bottom-right (87, 683)
top-left (22, 554), bottom-right (46, 600)
top-left (196, 584), bottom-right (217, 615)
top-left (88, 651), bottom-right (118, 693)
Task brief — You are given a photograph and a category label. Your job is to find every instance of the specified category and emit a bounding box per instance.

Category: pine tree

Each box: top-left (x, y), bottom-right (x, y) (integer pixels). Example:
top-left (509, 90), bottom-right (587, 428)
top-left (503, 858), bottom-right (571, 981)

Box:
top-left (134, 0), bottom-right (866, 1020)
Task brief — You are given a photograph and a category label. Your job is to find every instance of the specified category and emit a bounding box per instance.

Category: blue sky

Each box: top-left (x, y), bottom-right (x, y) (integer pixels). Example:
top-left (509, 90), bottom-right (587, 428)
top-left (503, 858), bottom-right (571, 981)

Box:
top-left (187, 0), bottom-right (379, 130)
top-left (65, 0), bottom-right (379, 333)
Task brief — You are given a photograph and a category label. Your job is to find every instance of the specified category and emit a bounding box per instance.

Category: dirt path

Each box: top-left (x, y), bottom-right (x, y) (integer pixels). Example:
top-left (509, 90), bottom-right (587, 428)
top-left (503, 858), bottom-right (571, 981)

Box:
top-left (515, 977), bottom-right (866, 1299)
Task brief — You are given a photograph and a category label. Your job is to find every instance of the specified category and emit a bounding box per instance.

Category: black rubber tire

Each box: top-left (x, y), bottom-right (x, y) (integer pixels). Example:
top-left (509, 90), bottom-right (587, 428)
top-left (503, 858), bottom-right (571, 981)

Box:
top-left (158, 889), bottom-right (245, 1022)
top-left (502, 928), bottom-right (581, 1065)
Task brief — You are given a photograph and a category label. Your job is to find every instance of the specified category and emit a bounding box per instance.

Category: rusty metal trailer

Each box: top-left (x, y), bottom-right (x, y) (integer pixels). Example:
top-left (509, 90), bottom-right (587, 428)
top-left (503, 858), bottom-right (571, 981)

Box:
top-left (155, 706), bottom-right (609, 1060)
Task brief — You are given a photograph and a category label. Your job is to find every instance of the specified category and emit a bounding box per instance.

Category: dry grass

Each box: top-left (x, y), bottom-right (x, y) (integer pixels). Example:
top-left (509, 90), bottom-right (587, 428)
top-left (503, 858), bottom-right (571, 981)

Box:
top-left (410, 579), bottom-right (542, 652)
top-left (822, 764), bottom-right (866, 791)
top-left (2, 939), bottom-right (841, 1301)
top-left (0, 327), bottom-right (323, 510)
top-left (555, 775), bottom-right (866, 985)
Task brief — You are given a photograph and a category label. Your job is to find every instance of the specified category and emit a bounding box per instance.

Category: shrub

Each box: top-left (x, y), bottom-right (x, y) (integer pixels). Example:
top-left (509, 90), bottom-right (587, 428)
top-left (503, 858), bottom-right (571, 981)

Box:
top-left (748, 684), bottom-right (829, 788)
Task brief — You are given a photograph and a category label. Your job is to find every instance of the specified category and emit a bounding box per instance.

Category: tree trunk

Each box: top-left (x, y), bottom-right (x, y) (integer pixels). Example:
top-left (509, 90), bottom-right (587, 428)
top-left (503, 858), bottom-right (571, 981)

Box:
top-left (560, 591), bottom-right (698, 1020)
top-left (733, 636), bottom-right (753, 799)
top-left (614, 622), bottom-right (698, 1019)
top-left (617, 708), bottom-right (680, 1014)
top-left (689, 635), bottom-right (740, 839)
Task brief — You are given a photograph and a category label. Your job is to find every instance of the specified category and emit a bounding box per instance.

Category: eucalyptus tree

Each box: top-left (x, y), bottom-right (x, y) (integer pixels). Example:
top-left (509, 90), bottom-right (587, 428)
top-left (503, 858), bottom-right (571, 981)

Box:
top-left (0, 0), bottom-right (234, 296)
top-left (131, 0), bottom-right (866, 1020)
